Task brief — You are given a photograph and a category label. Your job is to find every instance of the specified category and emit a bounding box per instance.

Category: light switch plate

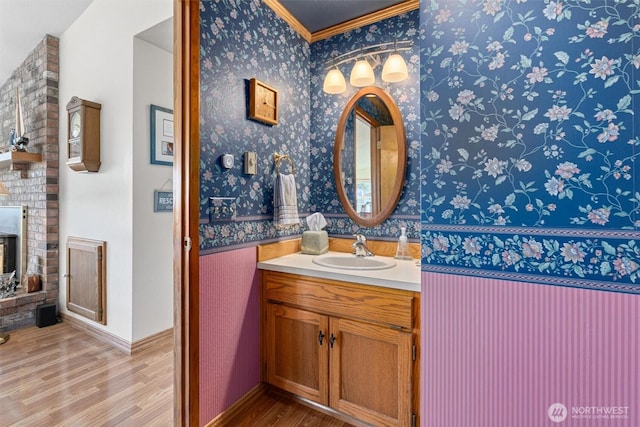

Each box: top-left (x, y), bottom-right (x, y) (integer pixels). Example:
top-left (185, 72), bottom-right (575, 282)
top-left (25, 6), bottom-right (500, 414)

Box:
top-left (244, 151), bottom-right (257, 175)
top-left (209, 197), bottom-right (236, 221)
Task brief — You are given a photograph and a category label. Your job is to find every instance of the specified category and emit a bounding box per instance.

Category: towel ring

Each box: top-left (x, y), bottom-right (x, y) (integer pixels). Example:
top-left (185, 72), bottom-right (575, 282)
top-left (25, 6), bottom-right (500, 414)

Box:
top-left (274, 153), bottom-right (294, 174)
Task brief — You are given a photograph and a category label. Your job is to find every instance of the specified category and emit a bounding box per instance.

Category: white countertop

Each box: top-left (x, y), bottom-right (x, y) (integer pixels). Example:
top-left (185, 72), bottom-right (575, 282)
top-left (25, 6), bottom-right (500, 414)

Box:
top-left (257, 251), bottom-right (421, 293)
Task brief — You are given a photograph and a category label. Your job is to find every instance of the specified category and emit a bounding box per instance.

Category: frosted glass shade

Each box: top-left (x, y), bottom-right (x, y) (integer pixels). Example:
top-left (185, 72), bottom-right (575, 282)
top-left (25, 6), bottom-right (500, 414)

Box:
top-left (323, 68), bottom-right (347, 94)
top-left (350, 59), bottom-right (375, 87)
top-left (382, 53), bottom-right (408, 83)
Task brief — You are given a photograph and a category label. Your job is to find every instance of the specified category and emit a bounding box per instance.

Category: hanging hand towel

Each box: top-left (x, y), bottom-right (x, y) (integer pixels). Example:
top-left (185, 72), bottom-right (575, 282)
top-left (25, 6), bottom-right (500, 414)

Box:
top-left (274, 173), bottom-right (300, 229)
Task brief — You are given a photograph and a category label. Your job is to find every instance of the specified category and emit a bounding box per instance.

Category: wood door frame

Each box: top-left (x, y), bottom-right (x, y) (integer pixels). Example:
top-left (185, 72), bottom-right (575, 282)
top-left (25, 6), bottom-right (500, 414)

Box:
top-left (174, 0), bottom-right (200, 425)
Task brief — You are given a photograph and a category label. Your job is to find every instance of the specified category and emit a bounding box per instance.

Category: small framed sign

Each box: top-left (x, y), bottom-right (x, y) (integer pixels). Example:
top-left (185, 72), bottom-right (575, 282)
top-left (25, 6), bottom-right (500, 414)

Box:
top-left (154, 190), bottom-right (174, 212)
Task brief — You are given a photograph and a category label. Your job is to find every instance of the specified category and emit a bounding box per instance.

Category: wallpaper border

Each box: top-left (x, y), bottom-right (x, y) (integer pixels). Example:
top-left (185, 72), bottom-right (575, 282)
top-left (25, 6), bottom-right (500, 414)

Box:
top-left (420, 264), bottom-right (640, 295)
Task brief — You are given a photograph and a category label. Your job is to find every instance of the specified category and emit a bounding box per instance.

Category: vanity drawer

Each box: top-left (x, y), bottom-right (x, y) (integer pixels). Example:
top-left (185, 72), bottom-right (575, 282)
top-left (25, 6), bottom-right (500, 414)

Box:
top-left (263, 271), bottom-right (414, 330)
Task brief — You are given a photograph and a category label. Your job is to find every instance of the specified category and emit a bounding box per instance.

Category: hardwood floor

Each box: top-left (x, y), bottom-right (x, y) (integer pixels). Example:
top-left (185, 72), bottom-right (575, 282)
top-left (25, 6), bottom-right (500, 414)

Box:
top-left (215, 386), bottom-right (360, 427)
top-left (0, 323), bottom-right (361, 426)
top-left (0, 322), bottom-right (173, 427)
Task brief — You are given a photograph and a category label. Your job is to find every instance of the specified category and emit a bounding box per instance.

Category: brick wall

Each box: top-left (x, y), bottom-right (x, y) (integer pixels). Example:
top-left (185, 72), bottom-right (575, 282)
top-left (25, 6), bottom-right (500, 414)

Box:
top-left (0, 35), bottom-right (59, 332)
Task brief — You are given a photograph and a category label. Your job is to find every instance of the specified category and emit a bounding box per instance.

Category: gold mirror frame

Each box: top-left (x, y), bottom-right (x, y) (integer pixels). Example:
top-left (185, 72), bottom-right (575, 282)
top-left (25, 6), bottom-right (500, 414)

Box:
top-left (333, 86), bottom-right (407, 227)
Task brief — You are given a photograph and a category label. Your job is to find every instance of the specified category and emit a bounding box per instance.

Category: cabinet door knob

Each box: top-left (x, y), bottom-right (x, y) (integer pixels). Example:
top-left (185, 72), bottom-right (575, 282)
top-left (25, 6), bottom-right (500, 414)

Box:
top-left (318, 331), bottom-right (325, 346)
top-left (329, 333), bottom-right (337, 348)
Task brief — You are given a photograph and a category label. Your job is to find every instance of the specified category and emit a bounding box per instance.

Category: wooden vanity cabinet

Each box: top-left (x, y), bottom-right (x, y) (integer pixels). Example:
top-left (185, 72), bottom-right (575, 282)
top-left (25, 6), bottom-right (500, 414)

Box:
top-left (266, 304), bottom-right (329, 404)
top-left (262, 270), bottom-right (419, 427)
top-left (329, 316), bottom-right (413, 426)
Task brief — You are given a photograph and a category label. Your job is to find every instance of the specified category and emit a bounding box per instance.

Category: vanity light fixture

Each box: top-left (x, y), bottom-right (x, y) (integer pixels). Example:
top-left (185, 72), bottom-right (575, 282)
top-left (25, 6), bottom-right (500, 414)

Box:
top-left (350, 49), bottom-right (375, 87)
top-left (381, 42), bottom-right (409, 83)
top-left (322, 40), bottom-right (411, 94)
top-left (350, 58), bottom-right (375, 87)
top-left (323, 61), bottom-right (347, 94)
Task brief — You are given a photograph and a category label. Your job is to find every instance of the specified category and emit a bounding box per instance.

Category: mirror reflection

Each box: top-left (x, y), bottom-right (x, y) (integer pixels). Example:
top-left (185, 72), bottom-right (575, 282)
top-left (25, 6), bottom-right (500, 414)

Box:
top-left (334, 87), bottom-right (406, 227)
top-left (347, 99), bottom-right (398, 216)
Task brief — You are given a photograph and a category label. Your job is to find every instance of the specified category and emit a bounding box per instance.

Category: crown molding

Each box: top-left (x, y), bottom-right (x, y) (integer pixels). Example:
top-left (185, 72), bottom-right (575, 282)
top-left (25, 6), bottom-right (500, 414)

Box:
top-left (263, 0), bottom-right (419, 44)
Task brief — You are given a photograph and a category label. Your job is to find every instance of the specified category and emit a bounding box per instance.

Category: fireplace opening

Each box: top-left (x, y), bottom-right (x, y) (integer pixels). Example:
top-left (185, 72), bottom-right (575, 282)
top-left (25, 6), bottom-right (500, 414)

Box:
top-left (0, 233), bottom-right (17, 275)
top-left (0, 206), bottom-right (27, 286)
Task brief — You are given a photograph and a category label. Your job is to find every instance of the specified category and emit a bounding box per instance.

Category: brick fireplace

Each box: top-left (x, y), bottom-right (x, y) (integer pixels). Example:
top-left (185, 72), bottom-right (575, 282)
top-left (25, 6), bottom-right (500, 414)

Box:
top-left (0, 35), bottom-right (59, 332)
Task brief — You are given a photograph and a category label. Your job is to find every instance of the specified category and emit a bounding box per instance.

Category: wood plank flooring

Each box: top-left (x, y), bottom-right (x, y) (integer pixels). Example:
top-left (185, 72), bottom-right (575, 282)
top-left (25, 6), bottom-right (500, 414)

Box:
top-left (0, 322), bottom-right (173, 427)
top-left (0, 323), bottom-right (359, 426)
top-left (215, 387), bottom-right (359, 427)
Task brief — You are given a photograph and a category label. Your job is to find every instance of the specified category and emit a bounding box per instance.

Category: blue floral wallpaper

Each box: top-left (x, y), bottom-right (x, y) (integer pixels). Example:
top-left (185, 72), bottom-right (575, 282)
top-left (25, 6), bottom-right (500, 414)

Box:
top-left (421, 0), bottom-right (640, 294)
top-left (199, 2), bottom-right (422, 252)
top-left (310, 10), bottom-right (422, 241)
top-left (199, 0), bottom-right (310, 252)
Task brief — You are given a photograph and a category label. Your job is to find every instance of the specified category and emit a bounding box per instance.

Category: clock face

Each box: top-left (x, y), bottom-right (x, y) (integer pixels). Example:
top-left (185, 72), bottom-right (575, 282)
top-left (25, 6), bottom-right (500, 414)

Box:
top-left (70, 111), bottom-right (81, 138)
top-left (249, 78), bottom-right (278, 125)
top-left (256, 85), bottom-right (276, 119)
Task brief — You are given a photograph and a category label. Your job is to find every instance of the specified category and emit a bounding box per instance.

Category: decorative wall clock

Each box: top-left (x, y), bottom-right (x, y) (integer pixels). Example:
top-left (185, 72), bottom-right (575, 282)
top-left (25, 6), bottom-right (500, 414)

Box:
top-left (66, 96), bottom-right (102, 172)
top-left (249, 78), bottom-right (278, 125)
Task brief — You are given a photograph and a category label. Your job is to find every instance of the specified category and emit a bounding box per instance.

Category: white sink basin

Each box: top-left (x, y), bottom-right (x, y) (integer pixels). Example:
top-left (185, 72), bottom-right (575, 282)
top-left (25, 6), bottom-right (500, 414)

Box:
top-left (312, 254), bottom-right (396, 270)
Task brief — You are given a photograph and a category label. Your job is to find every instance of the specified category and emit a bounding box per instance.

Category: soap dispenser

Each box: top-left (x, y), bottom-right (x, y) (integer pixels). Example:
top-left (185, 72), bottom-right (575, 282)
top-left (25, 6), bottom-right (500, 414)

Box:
top-left (394, 227), bottom-right (412, 260)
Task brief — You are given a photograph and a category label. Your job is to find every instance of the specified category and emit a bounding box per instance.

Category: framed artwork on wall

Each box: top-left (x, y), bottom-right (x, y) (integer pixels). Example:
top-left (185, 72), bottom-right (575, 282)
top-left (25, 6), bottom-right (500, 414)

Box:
top-left (150, 104), bottom-right (174, 166)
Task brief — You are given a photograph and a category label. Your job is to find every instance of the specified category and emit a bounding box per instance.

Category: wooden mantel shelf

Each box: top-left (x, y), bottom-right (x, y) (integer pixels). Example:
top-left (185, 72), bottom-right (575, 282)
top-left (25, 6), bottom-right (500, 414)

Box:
top-left (0, 151), bottom-right (43, 168)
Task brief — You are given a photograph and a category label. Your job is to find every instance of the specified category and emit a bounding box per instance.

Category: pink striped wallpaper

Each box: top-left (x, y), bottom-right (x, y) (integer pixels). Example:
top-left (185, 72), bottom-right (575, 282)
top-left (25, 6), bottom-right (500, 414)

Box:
top-left (422, 272), bottom-right (639, 426)
top-left (199, 248), bottom-right (261, 426)
top-left (197, 252), bottom-right (639, 426)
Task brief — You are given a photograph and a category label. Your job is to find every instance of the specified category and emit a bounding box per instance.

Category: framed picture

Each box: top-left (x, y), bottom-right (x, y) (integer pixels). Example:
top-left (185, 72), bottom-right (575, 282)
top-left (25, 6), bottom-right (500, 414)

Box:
top-left (154, 190), bottom-right (174, 212)
top-left (249, 78), bottom-right (278, 125)
top-left (150, 105), bottom-right (174, 166)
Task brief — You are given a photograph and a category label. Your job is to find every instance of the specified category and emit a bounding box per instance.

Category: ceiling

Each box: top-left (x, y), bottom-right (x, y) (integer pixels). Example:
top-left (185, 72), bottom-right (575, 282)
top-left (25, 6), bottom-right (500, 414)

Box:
top-left (278, 0), bottom-right (407, 33)
top-left (137, 18), bottom-right (173, 54)
top-left (0, 0), bottom-right (94, 84)
top-left (0, 0), bottom-right (414, 85)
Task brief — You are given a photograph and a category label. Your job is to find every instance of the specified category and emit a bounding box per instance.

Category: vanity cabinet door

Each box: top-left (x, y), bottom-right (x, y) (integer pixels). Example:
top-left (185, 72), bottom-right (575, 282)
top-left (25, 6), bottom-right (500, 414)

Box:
top-left (329, 317), bottom-right (413, 427)
top-left (265, 303), bottom-right (329, 405)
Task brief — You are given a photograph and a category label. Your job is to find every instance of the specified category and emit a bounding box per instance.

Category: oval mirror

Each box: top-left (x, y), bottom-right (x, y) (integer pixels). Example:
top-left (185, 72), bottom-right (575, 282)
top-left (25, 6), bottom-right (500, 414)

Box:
top-left (334, 87), bottom-right (407, 227)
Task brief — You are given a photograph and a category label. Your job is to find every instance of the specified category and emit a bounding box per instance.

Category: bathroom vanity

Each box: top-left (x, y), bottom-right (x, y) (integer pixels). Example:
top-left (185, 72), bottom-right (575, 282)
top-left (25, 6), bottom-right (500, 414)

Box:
top-left (258, 251), bottom-right (420, 427)
top-left (253, 79), bottom-right (420, 425)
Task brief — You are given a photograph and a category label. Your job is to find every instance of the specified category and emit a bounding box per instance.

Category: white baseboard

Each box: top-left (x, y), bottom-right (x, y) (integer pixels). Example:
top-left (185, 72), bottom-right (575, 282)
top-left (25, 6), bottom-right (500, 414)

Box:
top-left (60, 312), bottom-right (173, 354)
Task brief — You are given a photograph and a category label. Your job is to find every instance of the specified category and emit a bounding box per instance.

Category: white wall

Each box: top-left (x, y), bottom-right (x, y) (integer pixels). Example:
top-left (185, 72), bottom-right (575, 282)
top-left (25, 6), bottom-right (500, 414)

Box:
top-left (132, 36), bottom-right (173, 341)
top-left (58, 0), bottom-right (172, 342)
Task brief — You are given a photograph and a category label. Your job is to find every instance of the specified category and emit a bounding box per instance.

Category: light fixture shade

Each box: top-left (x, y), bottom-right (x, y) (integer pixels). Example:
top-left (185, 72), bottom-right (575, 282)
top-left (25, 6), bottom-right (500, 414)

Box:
top-left (323, 68), bottom-right (347, 94)
top-left (382, 53), bottom-right (408, 83)
top-left (350, 59), bottom-right (375, 87)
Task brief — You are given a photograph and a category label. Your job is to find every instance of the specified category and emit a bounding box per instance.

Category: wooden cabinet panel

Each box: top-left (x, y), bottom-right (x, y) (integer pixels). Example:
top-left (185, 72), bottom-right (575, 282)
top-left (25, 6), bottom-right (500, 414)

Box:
top-left (261, 270), bottom-right (419, 426)
top-left (66, 237), bottom-right (106, 324)
top-left (264, 271), bottom-right (413, 329)
top-left (329, 317), bottom-right (412, 427)
top-left (266, 304), bottom-right (329, 405)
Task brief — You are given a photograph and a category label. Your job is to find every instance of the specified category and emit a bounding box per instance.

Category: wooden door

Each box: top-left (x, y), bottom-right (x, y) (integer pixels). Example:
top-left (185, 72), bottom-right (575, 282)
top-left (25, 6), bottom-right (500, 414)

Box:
top-left (329, 317), bottom-right (413, 427)
top-left (266, 303), bottom-right (329, 405)
top-left (379, 124), bottom-right (398, 208)
top-left (66, 237), bottom-right (106, 324)
top-left (175, 1), bottom-right (201, 425)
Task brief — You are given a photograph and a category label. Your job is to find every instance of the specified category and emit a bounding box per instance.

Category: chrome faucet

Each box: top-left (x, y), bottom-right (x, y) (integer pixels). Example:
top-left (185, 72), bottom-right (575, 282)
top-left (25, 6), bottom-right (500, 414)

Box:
top-left (352, 234), bottom-right (374, 257)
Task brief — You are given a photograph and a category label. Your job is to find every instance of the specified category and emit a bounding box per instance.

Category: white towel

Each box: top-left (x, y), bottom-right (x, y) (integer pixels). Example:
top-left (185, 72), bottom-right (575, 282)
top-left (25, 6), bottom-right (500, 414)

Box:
top-left (274, 173), bottom-right (300, 229)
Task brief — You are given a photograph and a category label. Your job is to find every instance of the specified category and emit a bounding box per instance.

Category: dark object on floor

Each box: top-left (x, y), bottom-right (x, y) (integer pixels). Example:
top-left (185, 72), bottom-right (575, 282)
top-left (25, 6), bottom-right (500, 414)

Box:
top-left (36, 303), bottom-right (57, 328)
top-left (0, 333), bottom-right (9, 345)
